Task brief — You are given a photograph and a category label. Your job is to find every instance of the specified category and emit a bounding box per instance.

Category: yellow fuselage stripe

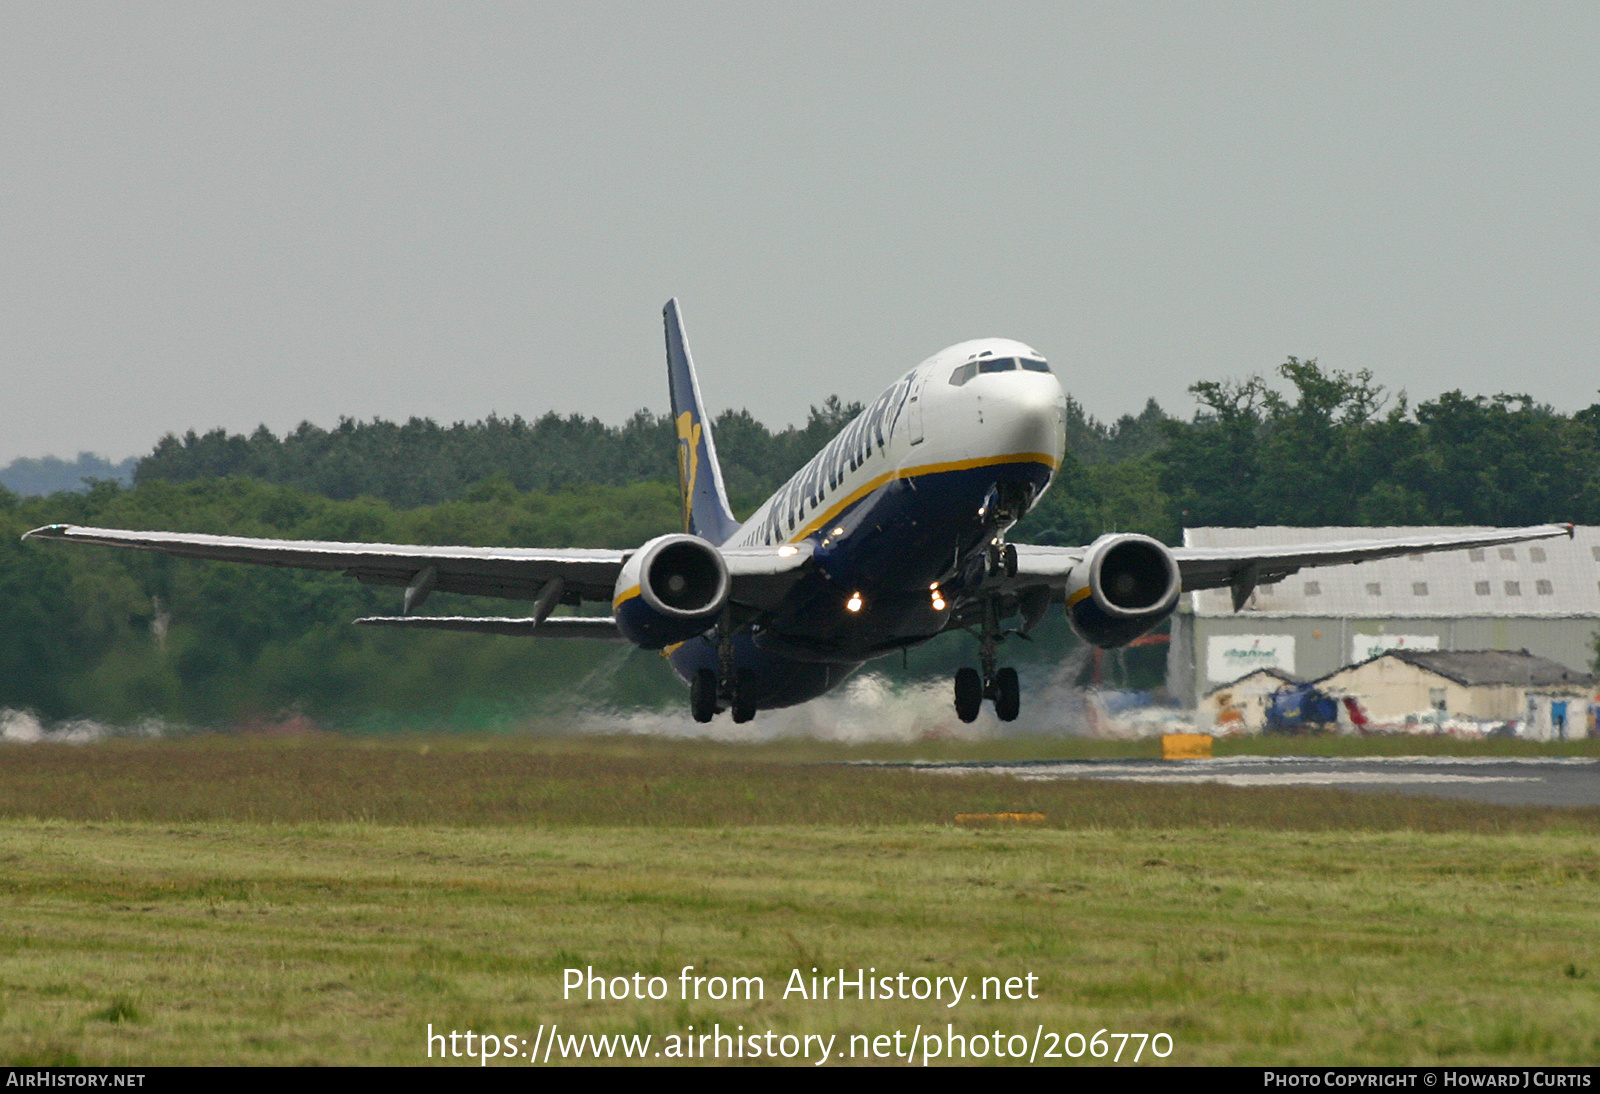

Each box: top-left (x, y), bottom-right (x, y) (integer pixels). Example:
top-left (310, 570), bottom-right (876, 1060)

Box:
top-left (785, 450), bottom-right (1059, 545)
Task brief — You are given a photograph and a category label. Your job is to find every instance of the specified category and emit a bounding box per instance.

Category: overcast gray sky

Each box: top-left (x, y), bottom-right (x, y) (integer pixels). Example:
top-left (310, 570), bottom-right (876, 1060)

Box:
top-left (2, 2), bottom-right (1596, 464)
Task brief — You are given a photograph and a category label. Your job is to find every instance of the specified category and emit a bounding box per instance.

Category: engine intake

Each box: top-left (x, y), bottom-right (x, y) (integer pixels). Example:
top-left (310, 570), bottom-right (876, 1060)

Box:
top-left (642, 537), bottom-right (729, 616)
top-left (613, 534), bottom-right (730, 648)
top-left (1064, 533), bottom-right (1181, 648)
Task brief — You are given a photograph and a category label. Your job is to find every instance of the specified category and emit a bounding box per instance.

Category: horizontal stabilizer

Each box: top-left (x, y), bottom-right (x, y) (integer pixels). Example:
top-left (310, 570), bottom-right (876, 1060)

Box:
top-left (353, 615), bottom-right (627, 641)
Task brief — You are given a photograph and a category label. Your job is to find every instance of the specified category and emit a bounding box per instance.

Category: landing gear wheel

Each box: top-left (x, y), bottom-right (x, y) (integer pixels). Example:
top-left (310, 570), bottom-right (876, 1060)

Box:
top-left (954, 667), bottom-right (983, 724)
top-left (994, 666), bottom-right (1020, 722)
top-left (731, 671), bottom-right (756, 724)
top-left (1002, 543), bottom-right (1018, 578)
top-left (690, 669), bottom-right (718, 723)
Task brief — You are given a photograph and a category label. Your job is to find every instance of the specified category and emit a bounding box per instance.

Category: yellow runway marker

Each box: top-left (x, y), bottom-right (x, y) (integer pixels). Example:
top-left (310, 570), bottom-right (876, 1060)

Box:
top-left (955, 812), bottom-right (1048, 826)
top-left (1162, 733), bottom-right (1214, 760)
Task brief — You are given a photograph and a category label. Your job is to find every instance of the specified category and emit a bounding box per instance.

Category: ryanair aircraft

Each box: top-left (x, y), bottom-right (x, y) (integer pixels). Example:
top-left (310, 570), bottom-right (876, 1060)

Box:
top-left (26, 301), bottom-right (1572, 724)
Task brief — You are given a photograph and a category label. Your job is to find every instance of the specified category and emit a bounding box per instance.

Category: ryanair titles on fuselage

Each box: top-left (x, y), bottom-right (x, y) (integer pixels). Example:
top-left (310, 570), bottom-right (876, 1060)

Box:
top-left (738, 370), bottom-right (918, 549)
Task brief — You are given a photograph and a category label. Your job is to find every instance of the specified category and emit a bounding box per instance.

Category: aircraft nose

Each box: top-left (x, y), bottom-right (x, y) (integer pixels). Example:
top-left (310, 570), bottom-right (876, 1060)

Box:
top-left (986, 374), bottom-right (1067, 464)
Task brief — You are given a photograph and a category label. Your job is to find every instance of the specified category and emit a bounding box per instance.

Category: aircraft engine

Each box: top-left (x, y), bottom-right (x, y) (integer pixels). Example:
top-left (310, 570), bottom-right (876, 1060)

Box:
top-left (612, 534), bottom-right (730, 648)
top-left (1063, 533), bottom-right (1181, 648)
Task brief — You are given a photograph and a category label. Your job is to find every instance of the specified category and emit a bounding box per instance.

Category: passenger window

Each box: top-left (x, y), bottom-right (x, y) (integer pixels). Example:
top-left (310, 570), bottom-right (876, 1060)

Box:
top-left (977, 357), bottom-right (1017, 374)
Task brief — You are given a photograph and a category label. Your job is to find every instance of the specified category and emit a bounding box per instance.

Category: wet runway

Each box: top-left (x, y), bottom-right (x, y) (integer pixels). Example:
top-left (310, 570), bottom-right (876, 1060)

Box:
top-left (901, 755), bottom-right (1600, 808)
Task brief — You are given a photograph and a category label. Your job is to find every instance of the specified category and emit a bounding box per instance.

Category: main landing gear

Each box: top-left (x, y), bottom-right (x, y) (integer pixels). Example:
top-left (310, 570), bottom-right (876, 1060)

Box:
top-left (690, 618), bottom-right (756, 724)
top-left (953, 541), bottom-right (1022, 724)
top-left (690, 669), bottom-right (756, 724)
top-left (953, 665), bottom-right (1019, 723)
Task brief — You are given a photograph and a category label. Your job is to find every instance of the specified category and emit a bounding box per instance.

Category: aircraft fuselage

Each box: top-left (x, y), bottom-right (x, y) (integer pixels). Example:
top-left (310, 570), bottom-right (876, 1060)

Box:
top-left (666, 338), bottom-right (1066, 710)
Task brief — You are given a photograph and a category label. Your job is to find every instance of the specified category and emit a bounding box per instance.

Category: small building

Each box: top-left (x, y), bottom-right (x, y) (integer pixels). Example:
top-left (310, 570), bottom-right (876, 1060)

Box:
top-left (1315, 649), bottom-right (1596, 738)
top-left (1198, 667), bottom-right (1300, 733)
top-left (1168, 525), bottom-right (1600, 707)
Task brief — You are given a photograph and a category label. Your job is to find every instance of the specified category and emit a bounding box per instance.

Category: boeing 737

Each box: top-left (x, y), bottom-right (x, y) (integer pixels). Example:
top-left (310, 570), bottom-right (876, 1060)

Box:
top-left (25, 301), bottom-right (1573, 723)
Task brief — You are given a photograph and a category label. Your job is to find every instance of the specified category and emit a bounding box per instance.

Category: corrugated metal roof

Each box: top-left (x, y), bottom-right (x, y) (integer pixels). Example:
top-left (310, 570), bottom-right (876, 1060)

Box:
top-left (1333, 648), bottom-right (1597, 688)
top-left (1186, 525), bottom-right (1600, 618)
top-left (1200, 666), bottom-right (1301, 697)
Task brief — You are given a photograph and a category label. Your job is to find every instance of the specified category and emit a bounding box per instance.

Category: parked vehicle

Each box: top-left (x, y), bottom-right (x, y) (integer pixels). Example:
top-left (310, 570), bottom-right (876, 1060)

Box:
top-left (1265, 685), bottom-right (1340, 733)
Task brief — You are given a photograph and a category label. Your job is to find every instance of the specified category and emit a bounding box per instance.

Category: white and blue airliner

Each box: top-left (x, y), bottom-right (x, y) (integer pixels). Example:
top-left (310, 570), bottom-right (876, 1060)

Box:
top-left (26, 301), bottom-right (1573, 723)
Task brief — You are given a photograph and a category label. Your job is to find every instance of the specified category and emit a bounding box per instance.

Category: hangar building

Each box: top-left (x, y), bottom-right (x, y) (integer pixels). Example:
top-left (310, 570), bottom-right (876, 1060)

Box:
top-left (1167, 525), bottom-right (1600, 707)
top-left (1316, 649), bottom-right (1595, 738)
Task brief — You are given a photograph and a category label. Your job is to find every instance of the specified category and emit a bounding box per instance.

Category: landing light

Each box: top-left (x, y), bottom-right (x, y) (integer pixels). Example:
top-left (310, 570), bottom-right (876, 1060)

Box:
top-left (846, 592), bottom-right (863, 613)
top-left (832, 527), bottom-right (845, 536)
top-left (777, 545), bottom-right (798, 557)
top-left (932, 596), bottom-right (946, 611)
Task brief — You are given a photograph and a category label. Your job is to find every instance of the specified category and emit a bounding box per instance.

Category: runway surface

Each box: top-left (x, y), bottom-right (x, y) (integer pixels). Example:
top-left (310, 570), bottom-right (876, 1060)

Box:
top-left (892, 755), bottom-right (1600, 808)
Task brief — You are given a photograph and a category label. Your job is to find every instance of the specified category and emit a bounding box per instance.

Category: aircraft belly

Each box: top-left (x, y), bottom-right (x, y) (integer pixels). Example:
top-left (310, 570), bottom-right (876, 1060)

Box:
top-left (666, 635), bottom-right (861, 710)
top-left (758, 457), bottom-right (1055, 661)
top-left (811, 457), bottom-right (1053, 589)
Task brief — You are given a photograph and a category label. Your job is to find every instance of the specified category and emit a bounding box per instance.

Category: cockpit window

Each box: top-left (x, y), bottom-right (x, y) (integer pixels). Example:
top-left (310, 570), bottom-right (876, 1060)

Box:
top-left (950, 356), bottom-right (1050, 385)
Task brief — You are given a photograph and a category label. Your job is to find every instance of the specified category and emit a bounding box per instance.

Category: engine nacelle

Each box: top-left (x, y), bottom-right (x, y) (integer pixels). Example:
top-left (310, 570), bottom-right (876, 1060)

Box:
top-left (612, 534), bottom-right (730, 649)
top-left (1063, 533), bottom-right (1181, 648)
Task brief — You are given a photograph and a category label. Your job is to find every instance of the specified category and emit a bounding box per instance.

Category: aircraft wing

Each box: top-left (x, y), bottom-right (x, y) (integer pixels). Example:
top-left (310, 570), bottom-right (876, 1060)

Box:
top-left (1168, 523), bottom-right (1575, 593)
top-left (1011, 523), bottom-right (1574, 602)
top-left (22, 523), bottom-right (626, 601)
top-left (20, 523), bottom-right (815, 613)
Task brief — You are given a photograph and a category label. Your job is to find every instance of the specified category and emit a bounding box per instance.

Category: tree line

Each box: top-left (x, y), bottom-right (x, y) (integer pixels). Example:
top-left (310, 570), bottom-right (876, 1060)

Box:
top-left (128, 363), bottom-right (1600, 543)
top-left (132, 397), bottom-right (867, 514)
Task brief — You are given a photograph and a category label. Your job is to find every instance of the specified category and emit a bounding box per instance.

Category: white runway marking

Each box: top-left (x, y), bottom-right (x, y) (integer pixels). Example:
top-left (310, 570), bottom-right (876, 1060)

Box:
top-left (874, 754), bottom-right (1600, 806)
top-left (1028, 771), bottom-right (1538, 787)
top-left (920, 762), bottom-right (1541, 787)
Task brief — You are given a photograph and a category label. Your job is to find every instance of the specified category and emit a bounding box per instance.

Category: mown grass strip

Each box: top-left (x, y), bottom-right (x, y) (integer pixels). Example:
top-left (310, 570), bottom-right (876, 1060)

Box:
top-left (3, 821), bottom-right (1599, 1065)
top-left (2, 737), bottom-right (1599, 833)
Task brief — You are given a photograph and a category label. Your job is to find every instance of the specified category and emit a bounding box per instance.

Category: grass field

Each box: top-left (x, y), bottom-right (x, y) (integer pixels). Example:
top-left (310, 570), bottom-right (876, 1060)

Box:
top-left (3, 735), bottom-right (1600, 1066)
